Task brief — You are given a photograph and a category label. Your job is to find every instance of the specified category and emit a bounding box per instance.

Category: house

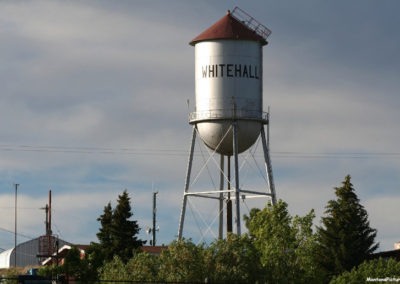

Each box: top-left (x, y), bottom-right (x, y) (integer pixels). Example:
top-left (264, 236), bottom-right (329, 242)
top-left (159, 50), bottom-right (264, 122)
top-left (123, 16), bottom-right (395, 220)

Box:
top-left (41, 244), bottom-right (89, 266)
top-left (41, 245), bottom-right (168, 266)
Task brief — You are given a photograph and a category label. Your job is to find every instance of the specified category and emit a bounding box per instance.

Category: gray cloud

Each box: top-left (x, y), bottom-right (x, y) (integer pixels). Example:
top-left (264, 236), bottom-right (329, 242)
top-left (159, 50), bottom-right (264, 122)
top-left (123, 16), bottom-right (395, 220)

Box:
top-left (0, 0), bottom-right (399, 251)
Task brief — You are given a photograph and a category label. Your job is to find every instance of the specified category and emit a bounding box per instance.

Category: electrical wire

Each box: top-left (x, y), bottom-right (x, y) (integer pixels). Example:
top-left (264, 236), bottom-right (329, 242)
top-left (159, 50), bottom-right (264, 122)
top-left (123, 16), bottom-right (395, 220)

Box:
top-left (0, 143), bottom-right (399, 159)
top-left (51, 209), bottom-right (64, 240)
top-left (0, 226), bottom-right (35, 240)
top-left (0, 207), bottom-right (43, 210)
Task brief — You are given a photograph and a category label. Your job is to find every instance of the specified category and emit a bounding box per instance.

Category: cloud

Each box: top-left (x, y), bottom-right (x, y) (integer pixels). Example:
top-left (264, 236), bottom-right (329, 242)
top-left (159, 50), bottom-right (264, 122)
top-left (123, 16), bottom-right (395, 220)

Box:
top-left (365, 196), bottom-right (400, 251)
top-left (0, 0), bottom-right (399, 251)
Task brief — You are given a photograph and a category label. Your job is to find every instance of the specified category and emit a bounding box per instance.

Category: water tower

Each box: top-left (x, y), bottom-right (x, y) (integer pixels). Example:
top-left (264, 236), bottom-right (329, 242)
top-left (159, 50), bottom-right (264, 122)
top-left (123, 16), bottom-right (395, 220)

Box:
top-left (178, 7), bottom-right (277, 239)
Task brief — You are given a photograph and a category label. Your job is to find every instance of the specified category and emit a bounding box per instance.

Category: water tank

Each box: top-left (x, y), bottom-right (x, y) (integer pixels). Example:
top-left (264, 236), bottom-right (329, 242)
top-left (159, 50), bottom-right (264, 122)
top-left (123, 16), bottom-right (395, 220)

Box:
top-left (189, 9), bottom-right (270, 156)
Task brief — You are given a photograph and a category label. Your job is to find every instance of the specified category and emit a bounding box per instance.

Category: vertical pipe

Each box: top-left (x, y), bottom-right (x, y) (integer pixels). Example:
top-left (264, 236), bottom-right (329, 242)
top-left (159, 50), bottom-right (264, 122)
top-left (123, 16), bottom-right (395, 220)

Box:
top-left (178, 126), bottom-right (197, 239)
top-left (226, 156), bottom-right (232, 233)
top-left (232, 123), bottom-right (241, 235)
top-left (218, 155), bottom-right (224, 239)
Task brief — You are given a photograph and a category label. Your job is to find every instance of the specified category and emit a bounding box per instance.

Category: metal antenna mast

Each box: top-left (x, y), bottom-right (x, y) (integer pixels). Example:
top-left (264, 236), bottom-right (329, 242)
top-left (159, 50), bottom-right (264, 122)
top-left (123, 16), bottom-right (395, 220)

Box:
top-left (14, 183), bottom-right (19, 267)
top-left (152, 191), bottom-right (158, 246)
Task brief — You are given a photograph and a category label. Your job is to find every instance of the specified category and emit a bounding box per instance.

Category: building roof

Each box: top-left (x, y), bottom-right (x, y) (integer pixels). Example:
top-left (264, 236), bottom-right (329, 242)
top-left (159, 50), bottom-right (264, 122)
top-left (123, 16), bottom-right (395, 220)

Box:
top-left (140, 246), bottom-right (168, 255)
top-left (371, 249), bottom-right (400, 261)
top-left (0, 248), bottom-right (13, 269)
top-left (0, 237), bottom-right (71, 268)
top-left (41, 245), bottom-right (86, 266)
top-left (189, 11), bottom-right (268, 46)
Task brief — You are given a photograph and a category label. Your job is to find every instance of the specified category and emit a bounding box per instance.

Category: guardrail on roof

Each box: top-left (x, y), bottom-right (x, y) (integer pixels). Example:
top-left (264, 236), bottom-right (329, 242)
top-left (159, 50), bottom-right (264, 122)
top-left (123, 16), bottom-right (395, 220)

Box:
top-left (231, 6), bottom-right (272, 41)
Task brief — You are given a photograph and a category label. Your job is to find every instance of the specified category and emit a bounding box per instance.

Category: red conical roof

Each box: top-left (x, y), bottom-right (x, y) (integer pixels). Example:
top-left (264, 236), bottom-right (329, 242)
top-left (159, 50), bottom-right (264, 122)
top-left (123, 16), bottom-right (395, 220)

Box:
top-left (189, 11), bottom-right (268, 46)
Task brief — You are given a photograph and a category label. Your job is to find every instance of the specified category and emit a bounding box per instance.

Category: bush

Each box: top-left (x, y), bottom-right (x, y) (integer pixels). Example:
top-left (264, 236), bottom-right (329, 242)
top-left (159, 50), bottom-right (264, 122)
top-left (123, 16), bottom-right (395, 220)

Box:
top-left (331, 258), bottom-right (400, 283)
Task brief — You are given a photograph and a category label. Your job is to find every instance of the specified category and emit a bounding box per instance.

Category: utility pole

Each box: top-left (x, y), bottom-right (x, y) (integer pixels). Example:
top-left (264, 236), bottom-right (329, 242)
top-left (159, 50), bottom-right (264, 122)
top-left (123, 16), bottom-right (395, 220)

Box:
top-left (152, 191), bottom-right (158, 246)
top-left (14, 183), bottom-right (19, 268)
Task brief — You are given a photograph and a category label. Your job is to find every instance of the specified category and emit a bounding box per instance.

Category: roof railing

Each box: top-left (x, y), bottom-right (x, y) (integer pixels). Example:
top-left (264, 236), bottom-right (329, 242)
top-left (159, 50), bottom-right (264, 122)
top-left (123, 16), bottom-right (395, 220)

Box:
top-left (231, 6), bottom-right (271, 41)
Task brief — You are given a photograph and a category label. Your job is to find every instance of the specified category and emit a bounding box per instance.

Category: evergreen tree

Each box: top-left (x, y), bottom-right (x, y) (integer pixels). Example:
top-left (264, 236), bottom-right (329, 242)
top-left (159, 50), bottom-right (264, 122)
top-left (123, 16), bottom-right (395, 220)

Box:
top-left (111, 190), bottom-right (145, 262)
top-left (94, 190), bottom-right (145, 263)
top-left (316, 175), bottom-right (378, 280)
top-left (96, 202), bottom-right (113, 261)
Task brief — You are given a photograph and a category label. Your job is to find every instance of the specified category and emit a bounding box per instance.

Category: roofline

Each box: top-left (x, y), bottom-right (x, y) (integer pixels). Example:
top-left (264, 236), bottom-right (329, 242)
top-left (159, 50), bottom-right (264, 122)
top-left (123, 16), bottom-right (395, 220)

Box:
top-left (41, 245), bottom-right (86, 265)
top-left (189, 12), bottom-right (268, 46)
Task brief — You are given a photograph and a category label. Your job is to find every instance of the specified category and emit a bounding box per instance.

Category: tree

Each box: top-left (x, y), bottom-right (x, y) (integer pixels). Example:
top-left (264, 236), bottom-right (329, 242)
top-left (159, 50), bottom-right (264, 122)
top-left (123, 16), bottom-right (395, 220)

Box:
top-left (99, 253), bottom-right (160, 282)
top-left (206, 233), bottom-right (263, 283)
top-left (84, 243), bottom-right (106, 280)
top-left (98, 255), bottom-right (128, 281)
top-left (125, 252), bottom-right (160, 282)
top-left (330, 258), bottom-right (400, 284)
top-left (62, 246), bottom-right (87, 280)
top-left (157, 239), bottom-right (208, 283)
top-left (111, 190), bottom-right (145, 262)
top-left (94, 190), bottom-right (145, 263)
top-left (316, 175), bottom-right (378, 280)
top-left (244, 200), bottom-right (323, 283)
top-left (96, 202), bottom-right (113, 261)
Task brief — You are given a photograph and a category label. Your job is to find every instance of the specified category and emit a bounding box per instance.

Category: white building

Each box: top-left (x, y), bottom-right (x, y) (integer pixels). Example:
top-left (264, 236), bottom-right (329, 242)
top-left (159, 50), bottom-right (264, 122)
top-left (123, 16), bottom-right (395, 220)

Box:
top-left (0, 236), bottom-right (70, 268)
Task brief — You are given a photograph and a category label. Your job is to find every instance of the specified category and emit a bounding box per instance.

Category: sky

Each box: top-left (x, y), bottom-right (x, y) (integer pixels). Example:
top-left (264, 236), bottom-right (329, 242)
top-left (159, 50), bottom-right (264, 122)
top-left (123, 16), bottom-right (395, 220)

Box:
top-left (0, 0), bottom-right (399, 252)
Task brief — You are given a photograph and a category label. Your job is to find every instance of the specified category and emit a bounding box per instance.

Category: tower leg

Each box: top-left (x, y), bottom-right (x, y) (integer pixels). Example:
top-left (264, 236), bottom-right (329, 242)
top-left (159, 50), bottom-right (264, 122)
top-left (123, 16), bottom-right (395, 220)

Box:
top-left (218, 154), bottom-right (224, 239)
top-left (226, 156), bottom-right (232, 233)
top-left (261, 126), bottom-right (277, 204)
top-left (178, 126), bottom-right (197, 239)
top-left (233, 122), bottom-right (241, 235)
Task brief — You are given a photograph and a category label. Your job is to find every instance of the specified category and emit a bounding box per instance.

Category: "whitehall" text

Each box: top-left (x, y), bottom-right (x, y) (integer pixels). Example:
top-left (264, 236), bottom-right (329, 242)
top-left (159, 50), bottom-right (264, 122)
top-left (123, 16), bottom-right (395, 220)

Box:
top-left (201, 64), bottom-right (260, 79)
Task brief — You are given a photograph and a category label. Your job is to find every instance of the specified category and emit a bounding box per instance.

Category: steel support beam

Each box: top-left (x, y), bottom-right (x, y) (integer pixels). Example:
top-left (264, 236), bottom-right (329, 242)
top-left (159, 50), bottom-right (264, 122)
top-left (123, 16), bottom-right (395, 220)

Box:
top-left (185, 189), bottom-right (234, 195)
top-left (233, 122), bottom-right (241, 235)
top-left (261, 126), bottom-right (277, 204)
top-left (226, 156), bottom-right (232, 233)
top-left (178, 126), bottom-right (196, 239)
top-left (218, 154), bottom-right (224, 239)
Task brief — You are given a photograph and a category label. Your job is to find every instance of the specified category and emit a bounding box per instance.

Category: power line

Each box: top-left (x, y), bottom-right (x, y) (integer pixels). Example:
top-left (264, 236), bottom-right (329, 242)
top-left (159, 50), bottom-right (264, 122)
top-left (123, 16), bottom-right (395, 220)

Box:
top-left (0, 144), bottom-right (399, 159)
top-left (0, 226), bottom-right (34, 240)
top-left (0, 207), bottom-right (43, 210)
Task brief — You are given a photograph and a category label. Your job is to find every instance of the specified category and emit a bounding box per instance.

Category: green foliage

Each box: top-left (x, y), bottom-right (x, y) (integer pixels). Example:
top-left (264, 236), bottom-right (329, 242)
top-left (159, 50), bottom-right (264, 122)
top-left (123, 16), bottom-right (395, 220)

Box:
top-left (37, 264), bottom-right (62, 278)
top-left (157, 239), bottom-right (208, 283)
top-left (94, 190), bottom-right (145, 263)
top-left (83, 243), bottom-right (105, 280)
top-left (96, 200), bottom-right (324, 283)
top-left (330, 258), bottom-right (400, 283)
top-left (63, 246), bottom-right (84, 278)
top-left (245, 200), bottom-right (323, 283)
top-left (99, 252), bottom-right (160, 282)
top-left (111, 190), bottom-right (144, 262)
top-left (206, 233), bottom-right (263, 283)
top-left (2, 267), bottom-right (21, 284)
top-left (96, 202), bottom-right (113, 261)
top-left (125, 252), bottom-right (160, 282)
top-left (316, 175), bottom-right (378, 280)
top-left (38, 246), bottom-right (94, 282)
top-left (98, 255), bottom-right (128, 281)
top-left (92, 176), bottom-right (380, 283)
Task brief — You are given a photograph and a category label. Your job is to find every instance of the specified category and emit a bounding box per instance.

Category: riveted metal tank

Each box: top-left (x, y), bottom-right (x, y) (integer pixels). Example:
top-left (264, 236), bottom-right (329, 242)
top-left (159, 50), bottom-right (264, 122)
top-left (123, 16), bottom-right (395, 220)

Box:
top-left (189, 10), bottom-right (269, 156)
